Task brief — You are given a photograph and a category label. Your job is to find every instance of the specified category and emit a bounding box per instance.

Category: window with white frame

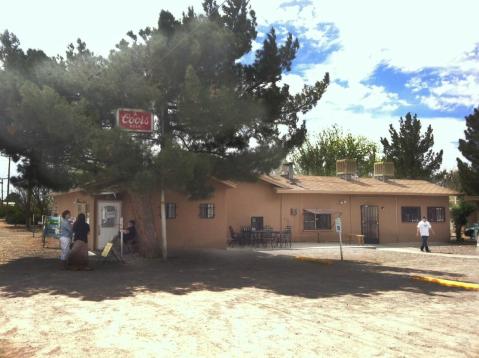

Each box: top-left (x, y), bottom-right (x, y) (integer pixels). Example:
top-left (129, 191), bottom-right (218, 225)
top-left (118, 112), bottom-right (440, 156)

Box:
top-left (199, 203), bottom-right (215, 219)
top-left (304, 212), bottom-right (332, 230)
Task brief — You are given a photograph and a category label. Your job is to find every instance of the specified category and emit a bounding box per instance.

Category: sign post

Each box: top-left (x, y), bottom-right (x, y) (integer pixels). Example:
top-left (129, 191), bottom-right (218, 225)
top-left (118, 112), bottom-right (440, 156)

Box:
top-left (120, 216), bottom-right (124, 259)
top-left (335, 216), bottom-right (343, 261)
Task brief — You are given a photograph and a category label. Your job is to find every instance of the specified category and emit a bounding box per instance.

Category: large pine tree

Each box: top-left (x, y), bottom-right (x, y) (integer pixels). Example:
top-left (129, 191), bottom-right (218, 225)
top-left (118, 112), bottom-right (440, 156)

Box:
top-left (380, 112), bottom-right (443, 179)
top-left (457, 107), bottom-right (479, 194)
top-left (0, 0), bottom-right (329, 255)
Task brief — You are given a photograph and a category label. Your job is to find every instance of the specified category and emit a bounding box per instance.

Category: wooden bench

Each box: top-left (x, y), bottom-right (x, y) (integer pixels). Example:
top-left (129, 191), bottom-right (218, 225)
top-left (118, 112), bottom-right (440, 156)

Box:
top-left (346, 234), bottom-right (365, 245)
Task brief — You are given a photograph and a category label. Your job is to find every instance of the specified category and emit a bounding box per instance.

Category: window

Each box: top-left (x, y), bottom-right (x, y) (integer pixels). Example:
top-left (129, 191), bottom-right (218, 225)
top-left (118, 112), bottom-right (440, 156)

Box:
top-left (166, 203), bottom-right (176, 219)
top-left (199, 203), bottom-right (215, 219)
top-left (428, 207), bottom-right (445, 222)
top-left (304, 213), bottom-right (332, 230)
top-left (401, 207), bottom-right (421, 223)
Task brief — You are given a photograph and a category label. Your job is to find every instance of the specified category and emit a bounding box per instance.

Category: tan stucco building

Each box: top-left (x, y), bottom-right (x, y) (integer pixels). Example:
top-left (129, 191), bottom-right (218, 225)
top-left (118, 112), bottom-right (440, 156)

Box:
top-left (52, 172), bottom-right (457, 251)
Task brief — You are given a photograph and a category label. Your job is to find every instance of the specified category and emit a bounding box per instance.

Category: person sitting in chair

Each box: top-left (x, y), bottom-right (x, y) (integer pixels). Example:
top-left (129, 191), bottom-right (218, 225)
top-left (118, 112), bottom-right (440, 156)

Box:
top-left (121, 220), bottom-right (137, 252)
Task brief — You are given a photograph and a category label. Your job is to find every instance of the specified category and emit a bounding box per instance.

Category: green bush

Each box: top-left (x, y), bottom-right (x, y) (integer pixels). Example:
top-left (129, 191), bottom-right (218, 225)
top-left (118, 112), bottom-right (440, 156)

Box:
top-left (5, 205), bottom-right (26, 225)
top-left (0, 205), bottom-right (6, 218)
top-left (451, 201), bottom-right (477, 241)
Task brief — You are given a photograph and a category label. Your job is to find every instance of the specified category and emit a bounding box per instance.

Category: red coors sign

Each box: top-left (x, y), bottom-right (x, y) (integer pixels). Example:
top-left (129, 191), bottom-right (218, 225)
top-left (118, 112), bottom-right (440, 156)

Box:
top-left (116, 109), bottom-right (154, 133)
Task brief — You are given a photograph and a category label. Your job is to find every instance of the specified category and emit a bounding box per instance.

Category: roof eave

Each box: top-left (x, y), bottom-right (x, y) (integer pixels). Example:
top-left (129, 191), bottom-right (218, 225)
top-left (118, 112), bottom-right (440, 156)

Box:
top-left (259, 175), bottom-right (292, 189)
top-left (275, 189), bottom-right (458, 196)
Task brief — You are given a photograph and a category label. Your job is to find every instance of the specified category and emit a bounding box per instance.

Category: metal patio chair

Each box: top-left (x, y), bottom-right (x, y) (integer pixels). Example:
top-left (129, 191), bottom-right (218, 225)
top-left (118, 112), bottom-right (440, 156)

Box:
top-left (280, 226), bottom-right (292, 248)
top-left (228, 226), bottom-right (241, 247)
top-left (262, 226), bottom-right (274, 248)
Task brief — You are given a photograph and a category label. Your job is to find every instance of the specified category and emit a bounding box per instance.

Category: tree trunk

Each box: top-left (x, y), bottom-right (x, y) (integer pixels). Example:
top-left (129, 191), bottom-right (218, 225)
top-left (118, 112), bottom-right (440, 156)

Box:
top-left (455, 225), bottom-right (463, 242)
top-left (130, 191), bottom-right (161, 257)
top-left (25, 183), bottom-right (33, 229)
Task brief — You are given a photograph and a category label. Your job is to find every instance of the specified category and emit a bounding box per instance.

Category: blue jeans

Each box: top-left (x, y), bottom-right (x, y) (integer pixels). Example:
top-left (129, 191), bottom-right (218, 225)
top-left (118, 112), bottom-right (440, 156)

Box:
top-left (421, 236), bottom-right (429, 251)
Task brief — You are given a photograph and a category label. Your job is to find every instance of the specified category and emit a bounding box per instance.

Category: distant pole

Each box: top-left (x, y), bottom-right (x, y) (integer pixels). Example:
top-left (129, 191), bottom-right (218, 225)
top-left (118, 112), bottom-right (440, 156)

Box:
top-left (160, 189), bottom-right (167, 260)
top-left (120, 216), bottom-right (124, 258)
top-left (335, 216), bottom-right (344, 261)
top-left (0, 179), bottom-right (3, 205)
top-left (159, 106), bottom-right (168, 260)
top-left (339, 229), bottom-right (344, 261)
top-left (6, 157), bottom-right (11, 199)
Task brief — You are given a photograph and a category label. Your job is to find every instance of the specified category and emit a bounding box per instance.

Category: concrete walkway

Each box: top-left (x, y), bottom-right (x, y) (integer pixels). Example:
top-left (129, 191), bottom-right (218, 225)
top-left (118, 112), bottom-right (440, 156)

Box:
top-left (237, 242), bottom-right (479, 260)
top-left (376, 246), bottom-right (479, 259)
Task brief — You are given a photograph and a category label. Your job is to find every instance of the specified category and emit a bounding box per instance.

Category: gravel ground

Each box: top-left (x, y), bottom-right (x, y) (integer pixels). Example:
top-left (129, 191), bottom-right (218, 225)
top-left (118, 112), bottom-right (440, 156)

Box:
top-left (1, 221), bottom-right (478, 357)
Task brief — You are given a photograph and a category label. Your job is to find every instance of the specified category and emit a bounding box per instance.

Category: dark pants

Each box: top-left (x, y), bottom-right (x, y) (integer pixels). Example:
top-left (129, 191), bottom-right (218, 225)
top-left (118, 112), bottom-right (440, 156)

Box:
top-left (421, 236), bottom-right (430, 251)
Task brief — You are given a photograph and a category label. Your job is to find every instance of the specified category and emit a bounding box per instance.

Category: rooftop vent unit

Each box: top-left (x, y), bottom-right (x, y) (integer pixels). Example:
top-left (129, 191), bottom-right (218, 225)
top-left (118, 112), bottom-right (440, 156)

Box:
top-left (281, 162), bottom-right (294, 181)
top-left (374, 161), bottom-right (395, 181)
top-left (336, 159), bottom-right (357, 181)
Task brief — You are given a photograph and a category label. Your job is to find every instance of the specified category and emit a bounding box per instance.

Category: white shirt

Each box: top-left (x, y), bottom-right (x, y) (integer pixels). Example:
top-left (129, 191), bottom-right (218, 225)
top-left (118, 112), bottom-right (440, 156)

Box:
top-left (417, 220), bottom-right (432, 236)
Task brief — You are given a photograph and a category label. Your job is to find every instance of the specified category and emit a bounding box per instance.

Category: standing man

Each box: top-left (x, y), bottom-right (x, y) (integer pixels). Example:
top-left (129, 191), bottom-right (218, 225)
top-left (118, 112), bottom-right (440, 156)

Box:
top-left (417, 216), bottom-right (434, 252)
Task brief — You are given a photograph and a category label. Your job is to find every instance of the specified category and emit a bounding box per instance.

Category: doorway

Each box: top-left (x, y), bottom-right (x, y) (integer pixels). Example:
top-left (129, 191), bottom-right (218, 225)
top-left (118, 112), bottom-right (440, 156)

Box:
top-left (361, 205), bottom-right (379, 244)
top-left (97, 200), bottom-right (122, 249)
top-left (251, 216), bottom-right (264, 231)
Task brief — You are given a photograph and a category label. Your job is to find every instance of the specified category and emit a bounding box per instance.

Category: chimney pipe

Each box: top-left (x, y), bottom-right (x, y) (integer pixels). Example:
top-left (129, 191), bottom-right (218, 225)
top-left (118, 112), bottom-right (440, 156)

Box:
top-left (282, 162), bottom-right (294, 181)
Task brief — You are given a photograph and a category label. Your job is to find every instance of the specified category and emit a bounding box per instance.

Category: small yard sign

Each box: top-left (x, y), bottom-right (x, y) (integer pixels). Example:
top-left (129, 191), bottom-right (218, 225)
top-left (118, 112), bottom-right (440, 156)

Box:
top-left (335, 216), bottom-right (344, 261)
top-left (335, 217), bottom-right (342, 233)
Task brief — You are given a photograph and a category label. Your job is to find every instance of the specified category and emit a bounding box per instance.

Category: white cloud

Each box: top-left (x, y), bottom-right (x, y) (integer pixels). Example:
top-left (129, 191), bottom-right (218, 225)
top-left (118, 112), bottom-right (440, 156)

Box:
top-left (255, 0), bottom-right (479, 109)
top-left (423, 72), bottom-right (479, 109)
top-left (256, 0), bottom-right (477, 170)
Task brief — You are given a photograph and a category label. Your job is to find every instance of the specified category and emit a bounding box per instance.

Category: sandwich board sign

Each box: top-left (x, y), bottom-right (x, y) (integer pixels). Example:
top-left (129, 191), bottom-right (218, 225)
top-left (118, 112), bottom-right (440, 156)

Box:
top-left (42, 215), bottom-right (61, 247)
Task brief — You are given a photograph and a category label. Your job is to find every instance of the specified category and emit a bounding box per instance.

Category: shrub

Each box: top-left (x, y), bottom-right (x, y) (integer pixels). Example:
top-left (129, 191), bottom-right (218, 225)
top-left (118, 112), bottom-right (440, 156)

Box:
top-left (451, 201), bottom-right (477, 241)
top-left (0, 205), bottom-right (6, 218)
top-left (5, 205), bottom-right (26, 226)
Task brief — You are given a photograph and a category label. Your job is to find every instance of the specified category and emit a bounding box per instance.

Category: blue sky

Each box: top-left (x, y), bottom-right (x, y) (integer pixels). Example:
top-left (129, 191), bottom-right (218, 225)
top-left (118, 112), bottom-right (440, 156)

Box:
top-left (1, 0), bottom-right (478, 185)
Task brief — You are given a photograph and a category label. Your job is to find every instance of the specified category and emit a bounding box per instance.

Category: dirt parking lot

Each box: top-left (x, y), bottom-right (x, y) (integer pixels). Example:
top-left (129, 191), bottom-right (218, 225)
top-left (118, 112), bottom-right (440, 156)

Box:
top-left (0, 221), bottom-right (478, 357)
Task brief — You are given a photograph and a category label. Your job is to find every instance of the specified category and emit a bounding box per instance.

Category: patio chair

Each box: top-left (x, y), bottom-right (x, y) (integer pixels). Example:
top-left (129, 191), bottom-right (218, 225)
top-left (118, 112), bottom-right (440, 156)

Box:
top-left (241, 226), bottom-right (252, 246)
top-left (262, 226), bottom-right (274, 248)
top-left (280, 226), bottom-right (292, 248)
top-left (228, 226), bottom-right (241, 247)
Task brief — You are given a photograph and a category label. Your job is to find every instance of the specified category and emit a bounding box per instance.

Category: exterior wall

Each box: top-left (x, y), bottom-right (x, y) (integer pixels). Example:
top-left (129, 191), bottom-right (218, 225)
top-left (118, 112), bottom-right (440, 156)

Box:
top-left (396, 195), bottom-right (450, 243)
top-left (282, 194), bottom-right (450, 244)
top-left (226, 181), bottom-right (282, 232)
top-left (280, 193), bottom-right (350, 242)
top-left (226, 181), bottom-right (451, 244)
top-left (121, 182), bottom-right (229, 250)
top-left (52, 191), bottom-right (96, 250)
top-left (52, 182), bottom-right (452, 250)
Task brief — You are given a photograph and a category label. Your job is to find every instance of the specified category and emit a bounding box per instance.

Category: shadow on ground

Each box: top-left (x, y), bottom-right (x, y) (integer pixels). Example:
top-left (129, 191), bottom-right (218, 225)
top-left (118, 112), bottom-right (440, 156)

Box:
top-left (0, 249), bottom-right (468, 302)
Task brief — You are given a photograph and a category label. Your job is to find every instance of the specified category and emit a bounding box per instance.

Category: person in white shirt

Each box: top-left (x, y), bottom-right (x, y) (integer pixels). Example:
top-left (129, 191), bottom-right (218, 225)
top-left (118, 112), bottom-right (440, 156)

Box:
top-left (417, 216), bottom-right (435, 252)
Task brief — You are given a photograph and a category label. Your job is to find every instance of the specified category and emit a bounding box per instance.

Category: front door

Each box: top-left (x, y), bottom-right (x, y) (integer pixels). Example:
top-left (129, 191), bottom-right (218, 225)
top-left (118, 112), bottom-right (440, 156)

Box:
top-left (97, 200), bottom-right (122, 249)
top-left (361, 205), bottom-right (379, 244)
top-left (251, 216), bottom-right (264, 231)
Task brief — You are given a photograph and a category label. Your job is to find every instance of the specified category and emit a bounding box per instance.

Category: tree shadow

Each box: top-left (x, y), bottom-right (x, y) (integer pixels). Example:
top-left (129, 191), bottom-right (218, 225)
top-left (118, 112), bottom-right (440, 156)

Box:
top-left (0, 249), bottom-right (470, 302)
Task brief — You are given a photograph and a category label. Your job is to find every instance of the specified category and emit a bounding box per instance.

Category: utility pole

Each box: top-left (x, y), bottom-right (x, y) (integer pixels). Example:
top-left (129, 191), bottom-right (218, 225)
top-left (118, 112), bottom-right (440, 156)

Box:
top-left (6, 156), bottom-right (11, 200)
top-left (159, 106), bottom-right (168, 260)
top-left (0, 178), bottom-right (3, 205)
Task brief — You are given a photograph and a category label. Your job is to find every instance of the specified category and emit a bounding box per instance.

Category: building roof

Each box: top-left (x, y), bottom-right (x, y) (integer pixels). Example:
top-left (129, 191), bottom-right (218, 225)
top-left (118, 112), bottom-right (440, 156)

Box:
top-left (261, 175), bottom-right (459, 196)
